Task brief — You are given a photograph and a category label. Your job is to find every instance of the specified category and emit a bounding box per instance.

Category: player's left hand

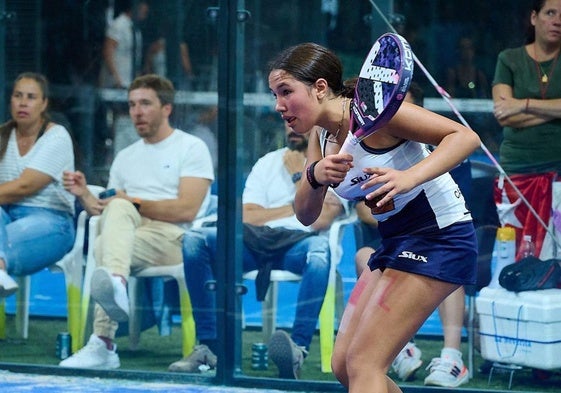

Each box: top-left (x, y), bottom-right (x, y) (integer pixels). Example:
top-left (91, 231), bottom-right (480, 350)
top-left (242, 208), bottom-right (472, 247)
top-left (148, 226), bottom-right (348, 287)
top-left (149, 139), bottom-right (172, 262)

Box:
top-left (361, 166), bottom-right (415, 208)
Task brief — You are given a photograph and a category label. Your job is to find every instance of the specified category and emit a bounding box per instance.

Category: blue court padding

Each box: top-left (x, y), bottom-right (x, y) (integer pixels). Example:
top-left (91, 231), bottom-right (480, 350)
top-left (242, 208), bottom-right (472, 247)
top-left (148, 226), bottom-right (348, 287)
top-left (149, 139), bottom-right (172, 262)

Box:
top-left (5, 225), bottom-right (446, 336)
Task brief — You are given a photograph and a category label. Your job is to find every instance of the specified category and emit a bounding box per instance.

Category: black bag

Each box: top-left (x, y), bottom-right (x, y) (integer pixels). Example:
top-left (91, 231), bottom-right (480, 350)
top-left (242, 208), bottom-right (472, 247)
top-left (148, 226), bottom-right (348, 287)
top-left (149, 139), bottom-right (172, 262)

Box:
top-left (243, 223), bottom-right (316, 301)
top-left (499, 256), bottom-right (561, 292)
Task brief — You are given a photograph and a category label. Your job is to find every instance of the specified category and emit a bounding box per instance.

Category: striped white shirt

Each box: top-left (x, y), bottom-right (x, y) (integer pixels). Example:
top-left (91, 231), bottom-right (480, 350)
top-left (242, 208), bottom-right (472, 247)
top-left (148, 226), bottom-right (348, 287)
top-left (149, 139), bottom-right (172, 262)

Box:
top-left (0, 125), bottom-right (75, 214)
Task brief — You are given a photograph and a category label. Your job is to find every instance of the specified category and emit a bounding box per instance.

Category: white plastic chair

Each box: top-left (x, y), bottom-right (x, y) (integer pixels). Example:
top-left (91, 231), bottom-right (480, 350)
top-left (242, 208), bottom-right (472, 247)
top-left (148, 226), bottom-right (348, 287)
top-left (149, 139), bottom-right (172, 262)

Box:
top-left (0, 210), bottom-right (87, 352)
top-left (242, 211), bottom-right (357, 373)
top-left (0, 185), bottom-right (104, 352)
top-left (79, 201), bottom-right (205, 357)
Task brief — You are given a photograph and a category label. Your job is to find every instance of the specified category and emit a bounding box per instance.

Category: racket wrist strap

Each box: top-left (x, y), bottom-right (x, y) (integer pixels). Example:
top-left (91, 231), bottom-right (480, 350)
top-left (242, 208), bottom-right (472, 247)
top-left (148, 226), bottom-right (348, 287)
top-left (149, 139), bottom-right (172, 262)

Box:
top-left (306, 161), bottom-right (323, 189)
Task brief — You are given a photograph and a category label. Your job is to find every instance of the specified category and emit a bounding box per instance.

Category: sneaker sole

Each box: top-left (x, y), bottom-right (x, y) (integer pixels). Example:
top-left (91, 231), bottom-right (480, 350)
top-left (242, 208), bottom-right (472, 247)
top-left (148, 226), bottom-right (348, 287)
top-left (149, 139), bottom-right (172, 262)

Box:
top-left (400, 359), bottom-right (423, 381)
top-left (424, 369), bottom-right (469, 388)
top-left (268, 331), bottom-right (298, 379)
top-left (91, 268), bottom-right (129, 322)
top-left (59, 359), bottom-right (121, 370)
top-left (168, 361), bottom-right (201, 373)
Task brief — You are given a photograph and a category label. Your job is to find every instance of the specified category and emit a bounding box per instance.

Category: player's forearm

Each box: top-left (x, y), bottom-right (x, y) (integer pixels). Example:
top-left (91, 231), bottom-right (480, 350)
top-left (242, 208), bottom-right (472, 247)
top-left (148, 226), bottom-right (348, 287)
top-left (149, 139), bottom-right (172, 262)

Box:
top-left (294, 180), bottom-right (327, 227)
top-left (310, 203), bottom-right (343, 231)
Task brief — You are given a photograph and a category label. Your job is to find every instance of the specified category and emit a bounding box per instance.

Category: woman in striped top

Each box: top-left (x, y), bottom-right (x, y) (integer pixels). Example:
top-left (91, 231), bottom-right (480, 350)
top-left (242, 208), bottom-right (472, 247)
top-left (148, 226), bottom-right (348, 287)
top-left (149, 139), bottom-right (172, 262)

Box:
top-left (0, 72), bottom-right (75, 297)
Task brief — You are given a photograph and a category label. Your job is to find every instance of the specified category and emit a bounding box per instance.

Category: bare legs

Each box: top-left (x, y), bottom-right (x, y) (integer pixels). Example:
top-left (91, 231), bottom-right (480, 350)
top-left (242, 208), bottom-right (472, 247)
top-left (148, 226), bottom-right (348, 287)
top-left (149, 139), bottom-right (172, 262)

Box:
top-left (333, 267), bottom-right (459, 392)
top-left (439, 286), bottom-right (465, 350)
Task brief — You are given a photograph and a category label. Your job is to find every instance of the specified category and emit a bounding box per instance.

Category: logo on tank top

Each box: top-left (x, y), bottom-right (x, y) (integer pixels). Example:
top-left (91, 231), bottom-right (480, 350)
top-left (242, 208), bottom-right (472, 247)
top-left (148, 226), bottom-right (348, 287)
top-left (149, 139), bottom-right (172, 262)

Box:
top-left (398, 250), bottom-right (428, 263)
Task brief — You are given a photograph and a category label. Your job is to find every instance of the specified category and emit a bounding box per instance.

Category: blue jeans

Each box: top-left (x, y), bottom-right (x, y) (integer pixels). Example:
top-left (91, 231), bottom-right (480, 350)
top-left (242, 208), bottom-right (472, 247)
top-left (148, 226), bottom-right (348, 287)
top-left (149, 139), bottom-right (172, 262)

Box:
top-left (184, 226), bottom-right (331, 351)
top-left (182, 229), bottom-right (217, 342)
top-left (0, 205), bottom-right (75, 276)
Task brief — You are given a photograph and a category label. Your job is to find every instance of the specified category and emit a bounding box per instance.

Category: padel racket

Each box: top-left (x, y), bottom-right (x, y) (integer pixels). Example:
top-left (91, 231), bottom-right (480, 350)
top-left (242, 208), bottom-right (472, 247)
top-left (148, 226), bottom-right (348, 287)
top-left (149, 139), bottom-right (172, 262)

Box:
top-left (343, 32), bottom-right (413, 152)
top-left (332, 33), bottom-right (413, 200)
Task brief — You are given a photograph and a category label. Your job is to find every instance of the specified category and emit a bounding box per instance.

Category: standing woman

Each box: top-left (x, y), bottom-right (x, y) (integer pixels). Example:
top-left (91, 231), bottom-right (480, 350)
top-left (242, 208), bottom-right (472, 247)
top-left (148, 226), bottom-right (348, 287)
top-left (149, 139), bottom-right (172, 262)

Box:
top-left (493, 0), bottom-right (561, 174)
top-left (0, 72), bottom-right (75, 297)
top-left (268, 43), bottom-right (480, 393)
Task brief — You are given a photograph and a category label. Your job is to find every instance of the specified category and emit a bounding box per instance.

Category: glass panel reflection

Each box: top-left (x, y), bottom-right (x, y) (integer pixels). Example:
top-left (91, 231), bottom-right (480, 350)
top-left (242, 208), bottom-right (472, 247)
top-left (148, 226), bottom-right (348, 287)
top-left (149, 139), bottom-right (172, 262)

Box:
top-left (2, 2), bottom-right (561, 393)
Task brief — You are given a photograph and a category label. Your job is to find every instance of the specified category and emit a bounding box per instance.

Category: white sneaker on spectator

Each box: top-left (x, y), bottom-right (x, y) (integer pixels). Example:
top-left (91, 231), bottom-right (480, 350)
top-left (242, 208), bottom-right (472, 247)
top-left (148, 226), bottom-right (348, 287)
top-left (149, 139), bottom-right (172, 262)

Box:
top-left (91, 267), bottom-right (129, 322)
top-left (59, 334), bottom-right (120, 369)
top-left (391, 341), bottom-right (423, 381)
top-left (0, 270), bottom-right (18, 298)
top-left (424, 348), bottom-right (469, 388)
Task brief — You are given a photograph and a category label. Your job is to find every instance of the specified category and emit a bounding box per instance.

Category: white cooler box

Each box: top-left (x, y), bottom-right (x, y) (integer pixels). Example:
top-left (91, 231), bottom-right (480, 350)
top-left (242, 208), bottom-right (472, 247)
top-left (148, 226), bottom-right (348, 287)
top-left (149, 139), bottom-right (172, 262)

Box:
top-left (476, 287), bottom-right (561, 370)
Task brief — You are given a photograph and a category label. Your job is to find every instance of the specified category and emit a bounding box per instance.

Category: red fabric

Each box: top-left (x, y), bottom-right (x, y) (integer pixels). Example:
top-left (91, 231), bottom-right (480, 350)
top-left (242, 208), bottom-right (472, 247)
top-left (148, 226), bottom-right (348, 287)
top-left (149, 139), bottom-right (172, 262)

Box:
top-left (494, 172), bottom-right (556, 260)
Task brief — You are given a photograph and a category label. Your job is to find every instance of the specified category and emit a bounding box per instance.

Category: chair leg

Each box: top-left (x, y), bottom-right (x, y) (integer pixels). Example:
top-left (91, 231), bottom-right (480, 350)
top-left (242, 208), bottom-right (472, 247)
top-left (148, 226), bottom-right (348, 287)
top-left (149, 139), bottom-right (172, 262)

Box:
top-left (15, 276), bottom-right (30, 339)
top-left (319, 280), bottom-right (335, 373)
top-left (261, 282), bottom-right (277, 344)
top-left (60, 256), bottom-right (84, 354)
top-left (128, 276), bottom-right (142, 351)
top-left (79, 260), bottom-right (95, 347)
top-left (0, 298), bottom-right (5, 339)
top-left (79, 216), bottom-right (99, 348)
top-left (176, 278), bottom-right (196, 357)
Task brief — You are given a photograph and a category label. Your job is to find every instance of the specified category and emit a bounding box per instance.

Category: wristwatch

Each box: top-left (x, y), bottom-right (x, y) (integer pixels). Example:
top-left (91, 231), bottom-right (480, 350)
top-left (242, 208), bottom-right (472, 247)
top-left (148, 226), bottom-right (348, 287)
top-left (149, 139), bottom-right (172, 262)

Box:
top-left (292, 172), bottom-right (302, 183)
top-left (132, 197), bottom-right (142, 212)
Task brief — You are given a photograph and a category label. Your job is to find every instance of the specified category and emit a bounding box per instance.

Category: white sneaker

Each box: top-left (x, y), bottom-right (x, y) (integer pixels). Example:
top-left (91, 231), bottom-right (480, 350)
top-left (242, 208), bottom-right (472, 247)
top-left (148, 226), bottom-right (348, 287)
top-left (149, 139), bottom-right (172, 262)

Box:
top-left (59, 334), bottom-right (120, 369)
top-left (91, 267), bottom-right (129, 322)
top-left (424, 351), bottom-right (469, 388)
top-left (391, 342), bottom-right (423, 381)
top-left (0, 270), bottom-right (18, 298)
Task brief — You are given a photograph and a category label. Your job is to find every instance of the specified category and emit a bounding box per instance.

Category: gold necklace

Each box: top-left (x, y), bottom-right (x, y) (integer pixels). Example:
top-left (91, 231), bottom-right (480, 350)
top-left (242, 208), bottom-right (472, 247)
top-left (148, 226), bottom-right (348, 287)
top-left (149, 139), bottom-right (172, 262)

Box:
top-left (532, 44), bottom-right (560, 98)
top-left (538, 63), bottom-right (549, 83)
top-left (327, 98), bottom-right (347, 144)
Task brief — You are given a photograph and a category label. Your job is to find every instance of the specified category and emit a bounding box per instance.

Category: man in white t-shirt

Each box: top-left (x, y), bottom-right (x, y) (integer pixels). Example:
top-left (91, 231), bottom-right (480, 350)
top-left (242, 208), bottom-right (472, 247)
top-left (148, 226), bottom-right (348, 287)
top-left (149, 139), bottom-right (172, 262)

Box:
top-left (174, 124), bottom-right (345, 376)
top-left (243, 125), bottom-right (344, 379)
top-left (59, 74), bottom-right (214, 370)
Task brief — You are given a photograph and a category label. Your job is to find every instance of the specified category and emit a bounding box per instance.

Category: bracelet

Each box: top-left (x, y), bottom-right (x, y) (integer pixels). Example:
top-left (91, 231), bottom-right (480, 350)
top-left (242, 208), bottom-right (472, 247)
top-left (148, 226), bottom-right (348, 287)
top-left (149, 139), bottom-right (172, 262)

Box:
top-left (525, 98), bottom-right (530, 113)
top-left (306, 161), bottom-right (322, 189)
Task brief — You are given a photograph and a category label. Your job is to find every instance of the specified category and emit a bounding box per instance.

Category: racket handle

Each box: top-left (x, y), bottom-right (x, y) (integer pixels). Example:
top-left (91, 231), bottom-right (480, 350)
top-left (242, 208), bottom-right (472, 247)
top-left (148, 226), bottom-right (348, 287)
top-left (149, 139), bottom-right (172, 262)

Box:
top-left (339, 131), bottom-right (360, 155)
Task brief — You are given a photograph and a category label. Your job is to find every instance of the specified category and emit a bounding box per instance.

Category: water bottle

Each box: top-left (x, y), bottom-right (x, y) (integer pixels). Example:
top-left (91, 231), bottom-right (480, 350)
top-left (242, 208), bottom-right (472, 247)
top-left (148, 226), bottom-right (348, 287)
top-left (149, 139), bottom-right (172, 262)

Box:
top-left (518, 234), bottom-right (535, 260)
top-left (489, 227), bottom-right (516, 288)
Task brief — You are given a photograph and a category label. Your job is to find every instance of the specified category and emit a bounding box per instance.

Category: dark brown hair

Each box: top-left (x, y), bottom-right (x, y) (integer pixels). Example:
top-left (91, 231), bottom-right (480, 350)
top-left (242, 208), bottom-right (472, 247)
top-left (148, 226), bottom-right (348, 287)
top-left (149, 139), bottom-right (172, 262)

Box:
top-left (268, 42), bottom-right (355, 99)
top-left (526, 0), bottom-right (548, 44)
top-left (129, 73), bottom-right (175, 106)
top-left (0, 72), bottom-right (50, 160)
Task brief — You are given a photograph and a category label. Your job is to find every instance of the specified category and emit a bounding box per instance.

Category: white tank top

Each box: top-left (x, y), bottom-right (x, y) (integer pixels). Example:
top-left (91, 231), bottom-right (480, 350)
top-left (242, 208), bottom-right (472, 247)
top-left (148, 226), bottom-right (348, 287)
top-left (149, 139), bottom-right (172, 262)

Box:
top-left (322, 130), bottom-right (471, 233)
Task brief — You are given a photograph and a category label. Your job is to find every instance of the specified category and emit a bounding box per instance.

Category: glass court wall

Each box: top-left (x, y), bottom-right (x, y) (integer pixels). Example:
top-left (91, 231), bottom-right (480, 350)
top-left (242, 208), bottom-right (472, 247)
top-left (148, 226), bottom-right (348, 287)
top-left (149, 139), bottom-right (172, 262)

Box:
top-left (0, 0), bottom-right (549, 392)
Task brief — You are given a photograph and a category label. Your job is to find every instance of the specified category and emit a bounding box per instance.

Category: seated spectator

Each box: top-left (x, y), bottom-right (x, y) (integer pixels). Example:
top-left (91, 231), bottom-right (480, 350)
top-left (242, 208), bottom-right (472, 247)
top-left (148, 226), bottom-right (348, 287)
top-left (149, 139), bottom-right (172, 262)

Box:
top-left (0, 72), bottom-right (75, 297)
top-left (59, 74), bottom-right (214, 370)
top-left (171, 124), bottom-right (345, 378)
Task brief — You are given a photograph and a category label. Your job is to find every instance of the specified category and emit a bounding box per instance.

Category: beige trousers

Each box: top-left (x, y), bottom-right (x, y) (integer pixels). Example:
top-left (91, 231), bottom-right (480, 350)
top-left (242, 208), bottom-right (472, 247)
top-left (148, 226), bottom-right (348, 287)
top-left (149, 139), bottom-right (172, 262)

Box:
top-left (92, 198), bottom-right (184, 339)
